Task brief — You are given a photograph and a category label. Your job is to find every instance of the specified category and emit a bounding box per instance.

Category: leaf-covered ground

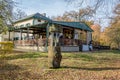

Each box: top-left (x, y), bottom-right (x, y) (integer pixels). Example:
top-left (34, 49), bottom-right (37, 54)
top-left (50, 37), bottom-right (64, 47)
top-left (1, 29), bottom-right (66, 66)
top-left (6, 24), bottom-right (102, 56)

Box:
top-left (0, 50), bottom-right (120, 80)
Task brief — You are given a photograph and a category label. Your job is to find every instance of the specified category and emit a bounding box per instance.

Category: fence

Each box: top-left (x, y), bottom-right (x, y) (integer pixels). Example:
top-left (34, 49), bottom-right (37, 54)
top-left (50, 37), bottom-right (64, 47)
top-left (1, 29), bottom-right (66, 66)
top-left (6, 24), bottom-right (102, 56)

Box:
top-left (14, 38), bottom-right (87, 46)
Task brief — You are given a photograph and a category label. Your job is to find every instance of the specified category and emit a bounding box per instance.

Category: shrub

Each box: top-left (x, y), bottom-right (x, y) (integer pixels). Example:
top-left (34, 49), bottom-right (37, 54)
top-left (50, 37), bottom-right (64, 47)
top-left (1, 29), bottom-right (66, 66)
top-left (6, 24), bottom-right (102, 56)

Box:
top-left (0, 41), bottom-right (14, 55)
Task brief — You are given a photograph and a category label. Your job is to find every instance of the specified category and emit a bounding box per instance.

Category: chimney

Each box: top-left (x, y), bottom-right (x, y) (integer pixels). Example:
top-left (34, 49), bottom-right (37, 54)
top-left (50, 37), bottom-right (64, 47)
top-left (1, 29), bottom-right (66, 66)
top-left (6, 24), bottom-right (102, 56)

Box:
top-left (41, 13), bottom-right (46, 17)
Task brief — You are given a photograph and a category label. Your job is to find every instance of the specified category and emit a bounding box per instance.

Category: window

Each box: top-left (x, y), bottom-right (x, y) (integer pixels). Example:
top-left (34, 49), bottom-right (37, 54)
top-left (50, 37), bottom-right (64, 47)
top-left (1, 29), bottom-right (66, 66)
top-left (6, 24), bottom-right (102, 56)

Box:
top-left (14, 26), bottom-right (18, 29)
top-left (38, 19), bottom-right (41, 22)
top-left (26, 23), bottom-right (30, 27)
top-left (63, 28), bottom-right (74, 39)
top-left (20, 25), bottom-right (24, 28)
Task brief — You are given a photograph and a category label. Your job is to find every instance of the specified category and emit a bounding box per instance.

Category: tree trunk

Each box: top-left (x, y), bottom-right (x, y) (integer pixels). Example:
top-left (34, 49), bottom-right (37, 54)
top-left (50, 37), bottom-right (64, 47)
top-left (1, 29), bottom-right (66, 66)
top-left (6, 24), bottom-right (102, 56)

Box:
top-left (48, 24), bottom-right (62, 68)
top-left (118, 43), bottom-right (120, 50)
top-left (48, 46), bottom-right (62, 68)
top-left (37, 40), bottom-right (39, 51)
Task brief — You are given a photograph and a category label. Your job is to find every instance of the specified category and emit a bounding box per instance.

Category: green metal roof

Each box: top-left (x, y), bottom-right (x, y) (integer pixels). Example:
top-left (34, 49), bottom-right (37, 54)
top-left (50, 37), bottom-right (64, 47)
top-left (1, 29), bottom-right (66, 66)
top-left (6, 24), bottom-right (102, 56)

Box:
top-left (8, 22), bottom-right (48, 32)
top-left (10, 21), bottom-right (93, 32)
top-left (14, 13), bottom-right (52, 24)
top-left (12, 13), bottom-right (93, 32)
top-left (52, 21), bottom-right (93, 32)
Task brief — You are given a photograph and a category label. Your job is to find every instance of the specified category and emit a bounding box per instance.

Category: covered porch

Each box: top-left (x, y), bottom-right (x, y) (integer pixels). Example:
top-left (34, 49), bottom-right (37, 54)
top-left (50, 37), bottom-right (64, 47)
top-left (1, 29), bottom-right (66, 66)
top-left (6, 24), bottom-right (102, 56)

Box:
top-left (8, 13), bottom-right (93, 52)
top-left (9, 22), bottom-right (91, 52)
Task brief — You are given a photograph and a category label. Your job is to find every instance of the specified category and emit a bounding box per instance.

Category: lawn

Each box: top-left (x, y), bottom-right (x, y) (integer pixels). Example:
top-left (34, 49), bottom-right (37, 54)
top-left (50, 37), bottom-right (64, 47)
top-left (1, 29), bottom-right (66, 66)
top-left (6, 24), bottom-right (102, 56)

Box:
top-left (0, 50), bottom-right (120, 80)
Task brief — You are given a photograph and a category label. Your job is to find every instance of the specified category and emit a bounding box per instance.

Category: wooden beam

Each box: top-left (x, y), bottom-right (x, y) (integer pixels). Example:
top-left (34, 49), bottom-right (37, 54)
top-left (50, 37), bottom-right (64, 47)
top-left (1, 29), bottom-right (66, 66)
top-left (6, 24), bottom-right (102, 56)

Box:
top-left (8, 31), bottom-right (10, 41)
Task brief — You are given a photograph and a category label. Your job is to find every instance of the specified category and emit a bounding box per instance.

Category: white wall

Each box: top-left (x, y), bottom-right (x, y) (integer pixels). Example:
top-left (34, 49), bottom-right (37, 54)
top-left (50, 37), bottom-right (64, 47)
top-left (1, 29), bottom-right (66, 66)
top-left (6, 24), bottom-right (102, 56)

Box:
top-left (14, 19), bottom-right (33, 27)
top-left (87, 31), bottom-right (92, 44)
top-left (14, 18), bottom-right (46, 27)
top-left (13, 18), bottom-right (45, 40)
top-left (34, 19), bottom-right (45, 25)
top-left (74, 29), bottom-right (79, 39)
top-left (61, 46), bottom-right (79, 52)
top-left (82, 45), bottom-right (89, 51)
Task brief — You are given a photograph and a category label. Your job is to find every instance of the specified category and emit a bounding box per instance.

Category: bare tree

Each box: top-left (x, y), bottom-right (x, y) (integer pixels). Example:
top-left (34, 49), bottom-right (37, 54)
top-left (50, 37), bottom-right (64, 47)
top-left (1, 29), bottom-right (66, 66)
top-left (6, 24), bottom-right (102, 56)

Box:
top-left (12, 9), bottom-right (27, 21)
top-left (52, 7), bottom-right (94, 22)
top-left (103, 4), bottom-right (120, 49)
top-left (0, 0), bottom-right (14, 34)
top-left (65, 0), bottom-right (120, 19)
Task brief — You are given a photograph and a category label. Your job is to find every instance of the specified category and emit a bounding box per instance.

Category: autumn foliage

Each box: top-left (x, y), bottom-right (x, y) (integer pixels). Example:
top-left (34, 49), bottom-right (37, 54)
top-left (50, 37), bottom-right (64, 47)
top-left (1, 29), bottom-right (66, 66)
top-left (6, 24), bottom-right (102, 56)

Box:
top-left (0, 41), bottom-right (14, 54)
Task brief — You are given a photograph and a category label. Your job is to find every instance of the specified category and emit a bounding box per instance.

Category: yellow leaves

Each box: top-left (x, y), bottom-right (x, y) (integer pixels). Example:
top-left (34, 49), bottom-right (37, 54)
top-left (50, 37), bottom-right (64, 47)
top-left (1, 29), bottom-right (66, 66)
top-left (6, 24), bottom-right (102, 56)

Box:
top-left (0, 51), bottom-right (120, 79)
top-left (0, 41), bottom-right (14, 54)
top-left (90, 24), bottom-right (101, 42)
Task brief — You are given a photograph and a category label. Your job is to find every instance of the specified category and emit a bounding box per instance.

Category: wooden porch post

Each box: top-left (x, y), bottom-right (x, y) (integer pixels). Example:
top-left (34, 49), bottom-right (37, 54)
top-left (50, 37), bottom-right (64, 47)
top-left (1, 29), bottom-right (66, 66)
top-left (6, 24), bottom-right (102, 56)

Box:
top-left (8, 31), bottom-right (10, 41)
top-left (27, 27), bottom-right (29, 40)
top-left (13, 31), bottom-right (15, 48)
top-left (46, 23), bottom-right (49, 51)
top-left (20, 29), bottom-right (22, 40)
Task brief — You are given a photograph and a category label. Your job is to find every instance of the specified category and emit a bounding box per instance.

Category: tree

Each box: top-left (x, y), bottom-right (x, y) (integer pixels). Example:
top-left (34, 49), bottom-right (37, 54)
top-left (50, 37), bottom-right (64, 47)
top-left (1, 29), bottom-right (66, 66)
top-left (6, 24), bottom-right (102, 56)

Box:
top-left (90, 24), bottom-right (101, 42)
top-left (0, 0), bottom-right (14, 34)
top-left (104, 4), bottom-right (120, 49)
top-left (78, 7), bottom-right (95, 21)
top-left (52, 7), bottom-right (94, 22)
top-left (100, 27), bottom-right (112, 46)
top-left (48, 24), bottom-right (62, 68)
top-left (65, 0), bottom-right (120, 24)
top-left (12, 9), bottom-right (27, 21)
top-left (52, 8), bottom-right (95, 68)
top-left (52, 11), bottom-right (75, 21)
top-left (65, 0), bottom-right (120, 11)
top-left (84, 20), bottom-right (94, 27)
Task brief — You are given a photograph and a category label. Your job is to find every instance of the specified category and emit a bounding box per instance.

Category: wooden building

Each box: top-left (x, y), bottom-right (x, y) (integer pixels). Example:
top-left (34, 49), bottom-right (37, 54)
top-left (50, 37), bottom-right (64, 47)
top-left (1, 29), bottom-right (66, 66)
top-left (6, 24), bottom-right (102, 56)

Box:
top-left (9, 13), bottom-right (93, 52)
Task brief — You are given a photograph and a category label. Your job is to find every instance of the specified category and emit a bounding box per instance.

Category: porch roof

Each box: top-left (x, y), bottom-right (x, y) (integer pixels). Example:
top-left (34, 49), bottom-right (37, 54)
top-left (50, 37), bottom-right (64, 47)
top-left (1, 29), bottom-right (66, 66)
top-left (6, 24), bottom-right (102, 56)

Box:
top-left (8, 22), bottom-right (48, 33)
top-left (52, 21), bottom-right (93, 32)
top-left (9, 21), bottom-right (93, 32)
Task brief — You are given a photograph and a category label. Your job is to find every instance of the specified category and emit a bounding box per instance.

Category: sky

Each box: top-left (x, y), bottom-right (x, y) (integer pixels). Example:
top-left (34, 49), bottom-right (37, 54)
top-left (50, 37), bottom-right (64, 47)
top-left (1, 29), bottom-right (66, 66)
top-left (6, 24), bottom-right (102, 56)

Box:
top-left (14, 0), bottom-right (78, 17)
top-left (13, 0), bottom-right (119, 30)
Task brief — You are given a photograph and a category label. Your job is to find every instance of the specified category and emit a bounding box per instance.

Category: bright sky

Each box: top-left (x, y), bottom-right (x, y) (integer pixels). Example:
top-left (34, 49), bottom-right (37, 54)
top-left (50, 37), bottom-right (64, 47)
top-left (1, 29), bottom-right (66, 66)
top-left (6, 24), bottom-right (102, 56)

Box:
top-left (14, 0), bottom-right (78, 17)
top-left (14, 0), bottom-right (119, 30)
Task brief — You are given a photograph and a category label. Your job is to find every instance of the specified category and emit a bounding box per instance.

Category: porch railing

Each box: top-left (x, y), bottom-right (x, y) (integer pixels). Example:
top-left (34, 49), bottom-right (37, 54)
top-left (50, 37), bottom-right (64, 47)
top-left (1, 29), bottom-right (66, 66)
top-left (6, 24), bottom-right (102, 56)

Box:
top-left (14, 38), bottom-right (87, 46)
top-left (14, 38), bottom-right (47, 46)
top-left (59, 39), bottom-right (86, 46)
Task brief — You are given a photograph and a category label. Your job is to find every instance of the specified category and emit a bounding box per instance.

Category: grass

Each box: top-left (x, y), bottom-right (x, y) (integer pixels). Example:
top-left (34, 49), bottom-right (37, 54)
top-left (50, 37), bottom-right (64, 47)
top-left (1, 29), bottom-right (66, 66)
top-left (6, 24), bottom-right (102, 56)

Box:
top-left (0, 50), bottom-right (120, 80)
